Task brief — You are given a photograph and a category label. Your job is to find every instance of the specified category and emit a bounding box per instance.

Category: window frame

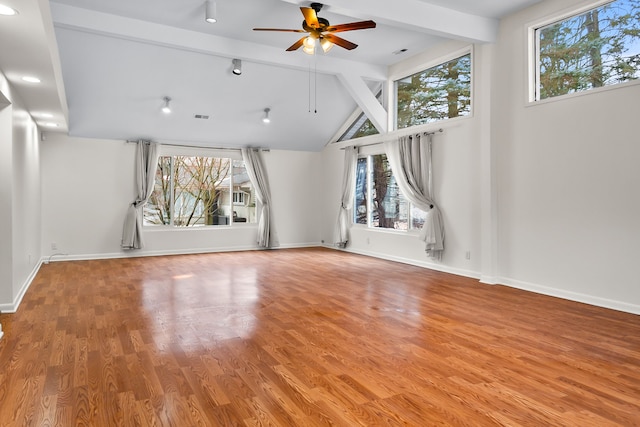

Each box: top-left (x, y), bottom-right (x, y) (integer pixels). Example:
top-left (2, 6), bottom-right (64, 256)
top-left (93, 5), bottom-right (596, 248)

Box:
top-left (353, 147), bottom-right (425, 234)
top-left (390, 46), bottom-right (474, 131)
top-left (527, 0), bottom-right (640, 104)
top-left (143, 146), bottom-right (256, 229)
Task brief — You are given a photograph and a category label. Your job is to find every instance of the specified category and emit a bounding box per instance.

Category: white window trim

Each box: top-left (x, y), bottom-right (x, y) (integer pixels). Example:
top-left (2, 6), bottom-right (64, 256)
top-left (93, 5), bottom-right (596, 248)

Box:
top-left (526, 0), bottom-right (640, 104)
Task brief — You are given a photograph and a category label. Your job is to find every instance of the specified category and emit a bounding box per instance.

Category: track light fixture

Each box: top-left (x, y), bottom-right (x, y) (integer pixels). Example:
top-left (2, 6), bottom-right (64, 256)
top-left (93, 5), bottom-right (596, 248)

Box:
top-left (232, 59), bottom-right (242, 76)
top-left (161, 97), bottom-right (172, 114)
top-left (205, 0), bottom-right (217, 23)
top-left (262, 108), bottom-right (271, 124)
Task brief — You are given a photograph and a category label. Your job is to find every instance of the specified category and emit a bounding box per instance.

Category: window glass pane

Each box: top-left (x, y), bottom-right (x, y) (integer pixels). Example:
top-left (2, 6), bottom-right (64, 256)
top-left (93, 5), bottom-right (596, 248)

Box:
top-left (144, 156), bottom-right (257, 227)
top-left (173, 156), bottom-right (231, 227)
top-left (354, 157), bottom-right (368, 225)
top-left (396, 53), bottom-right (471, 129)
top-left (230, 159), bottom-right (256, 223)
top-left (338, 113), bottom-right (379, 141)
top-left (338, 90), bottom-right (383, 142)
top-left (537, 0), bottom-right (640, 100)
top-left (371, 154), bottom-right (408, 230)
top-left (145, 156), bottom-right (172, 225)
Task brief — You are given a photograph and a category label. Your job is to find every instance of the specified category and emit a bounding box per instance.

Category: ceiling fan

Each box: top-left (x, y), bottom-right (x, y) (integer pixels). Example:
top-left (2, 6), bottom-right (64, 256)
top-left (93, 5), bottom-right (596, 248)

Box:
top-left (253, 2), bottom-right (376, 54)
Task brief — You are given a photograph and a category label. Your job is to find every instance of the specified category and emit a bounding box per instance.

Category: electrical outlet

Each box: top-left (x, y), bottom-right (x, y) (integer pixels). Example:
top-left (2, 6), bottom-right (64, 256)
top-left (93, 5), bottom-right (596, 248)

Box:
top-left (465, 251), bottom-right (471, 260)
top-left (51, 242), bottom-right (57, 251)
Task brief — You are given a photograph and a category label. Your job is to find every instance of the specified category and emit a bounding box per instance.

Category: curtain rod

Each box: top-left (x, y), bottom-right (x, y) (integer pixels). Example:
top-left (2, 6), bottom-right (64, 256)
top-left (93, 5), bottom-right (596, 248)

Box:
top-left (341, 128), bottom-right (443, 150)
top-left (125, 140), bottom-right (270, 152)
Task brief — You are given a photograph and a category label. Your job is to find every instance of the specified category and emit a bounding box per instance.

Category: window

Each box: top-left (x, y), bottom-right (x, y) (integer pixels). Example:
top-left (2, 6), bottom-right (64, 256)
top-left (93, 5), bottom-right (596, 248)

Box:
top-left (144, 156), bottom-right (256, 227)
top-left (233, 191), bottom-right (246, 205)
top-left (534, 0), bottom-right (640, 100)
top-left (395, 53), bottom-right (471, 129)
top-left (354, 154), bottom-right (426, 231)
top-left (338, 90), bottom-right (383, 142)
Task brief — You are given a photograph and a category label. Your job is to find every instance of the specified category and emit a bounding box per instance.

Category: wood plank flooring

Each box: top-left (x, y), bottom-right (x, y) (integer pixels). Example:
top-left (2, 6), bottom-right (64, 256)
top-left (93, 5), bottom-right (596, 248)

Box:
top-left (1, 247), bottom-right (639, 426)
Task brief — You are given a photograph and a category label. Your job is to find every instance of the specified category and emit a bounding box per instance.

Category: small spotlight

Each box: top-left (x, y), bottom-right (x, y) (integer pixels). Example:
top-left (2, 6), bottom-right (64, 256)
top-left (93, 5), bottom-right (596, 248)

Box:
top-left (205, 0), bottom-right (217, 23)
top-left (232, 59), bottom-right (242, 76)
top-left (161, 97), bottom-right (172, 114)
top-left (262, 108), bottom-right (271, 124)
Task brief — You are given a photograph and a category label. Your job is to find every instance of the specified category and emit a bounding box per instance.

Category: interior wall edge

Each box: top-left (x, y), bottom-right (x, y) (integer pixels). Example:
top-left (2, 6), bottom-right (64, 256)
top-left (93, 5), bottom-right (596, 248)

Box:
top-left (0, 257), bottom-right (43, 313)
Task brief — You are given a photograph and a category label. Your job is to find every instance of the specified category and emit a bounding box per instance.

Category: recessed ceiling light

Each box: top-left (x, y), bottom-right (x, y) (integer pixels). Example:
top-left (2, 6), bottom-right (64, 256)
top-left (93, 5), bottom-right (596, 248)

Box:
top-left (0, 4), bottom-right (18, 16)
top-left (22, 76), bottom-right (41, 83)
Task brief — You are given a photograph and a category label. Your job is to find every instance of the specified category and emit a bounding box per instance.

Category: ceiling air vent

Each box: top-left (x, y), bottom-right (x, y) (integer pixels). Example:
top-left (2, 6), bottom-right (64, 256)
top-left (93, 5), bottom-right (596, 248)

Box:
top-left (194, 114), bottom-right (210, 119)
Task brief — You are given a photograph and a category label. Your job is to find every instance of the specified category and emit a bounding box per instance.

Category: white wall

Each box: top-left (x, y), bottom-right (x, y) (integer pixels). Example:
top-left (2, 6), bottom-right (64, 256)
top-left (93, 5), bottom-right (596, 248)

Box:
top-left (0, 72), bottom-right (42, 313)
top-left (40, 133), bottom-right (323, 260)
top-left (12, 107), bottom-right (41, 300)
top-left (493, 0), bottom-right (640, 313)
top-left (0, 91), bottom-right (12, 307)
top-left (320, 41), bottom-right (486, 279)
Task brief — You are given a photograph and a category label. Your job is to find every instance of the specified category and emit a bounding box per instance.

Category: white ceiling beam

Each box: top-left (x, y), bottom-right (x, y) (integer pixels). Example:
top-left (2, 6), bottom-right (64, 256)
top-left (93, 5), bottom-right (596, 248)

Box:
top-left (279, 0), bottom-right (498, 43)
top-left (336, 73), bottom-right (387, 134)
top-left (50, 3), bottom-right (387, 81)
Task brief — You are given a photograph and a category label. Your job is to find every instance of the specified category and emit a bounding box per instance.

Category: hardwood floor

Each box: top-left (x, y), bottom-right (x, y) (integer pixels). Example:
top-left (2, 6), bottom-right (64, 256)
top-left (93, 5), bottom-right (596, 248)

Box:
top-left (0, 247), bottom-right (639, 426)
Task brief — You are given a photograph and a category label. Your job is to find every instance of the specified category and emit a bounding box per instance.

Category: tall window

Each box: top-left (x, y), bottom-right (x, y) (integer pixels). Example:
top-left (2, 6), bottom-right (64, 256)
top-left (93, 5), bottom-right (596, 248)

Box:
top-left (395, 53), bottom-right (471, 129)
top-left (144, 156), bottom-right (256, 227)
top-left (535, 0), bottom-right (640, 100)
top-left (354, 154), bottom-right (426, 231)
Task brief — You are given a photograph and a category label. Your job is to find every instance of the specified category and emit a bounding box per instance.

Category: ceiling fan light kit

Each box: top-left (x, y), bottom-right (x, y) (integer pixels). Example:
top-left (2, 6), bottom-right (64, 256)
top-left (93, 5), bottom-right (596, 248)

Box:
top-left (253, 2), bottom-right (375, 54)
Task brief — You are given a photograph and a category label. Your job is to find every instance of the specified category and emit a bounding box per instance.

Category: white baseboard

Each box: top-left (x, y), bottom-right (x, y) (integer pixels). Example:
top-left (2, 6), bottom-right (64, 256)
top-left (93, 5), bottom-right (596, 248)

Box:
top-left (0, 259), bottom-right (43, 314)
top-left (326, 244), bottom-right (640, 316)
top-left (337, 245), bottom-right (481, 280)
top-left (42, 242), bottom-right (324, 264)
top-left (499, 277), bottom-right (640, 315)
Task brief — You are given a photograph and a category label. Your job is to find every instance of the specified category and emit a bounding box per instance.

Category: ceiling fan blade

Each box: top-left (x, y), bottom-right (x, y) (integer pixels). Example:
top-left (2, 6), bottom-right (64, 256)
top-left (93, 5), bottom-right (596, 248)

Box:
top-left (286, 37), bottom-right (307, 51)
top-left (300, 7), bottom-right (320, 29)
top-left (325, 20), bottom-right (376, 33)
top-left (253, 28), bottom-right (307, 33)
top-left (322, 33), bottom-right (358, 50)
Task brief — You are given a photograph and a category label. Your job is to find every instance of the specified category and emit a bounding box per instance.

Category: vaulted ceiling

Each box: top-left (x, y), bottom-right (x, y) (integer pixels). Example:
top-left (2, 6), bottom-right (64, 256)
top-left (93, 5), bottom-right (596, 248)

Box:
top-left (0, 0), bottom-right (543, 151)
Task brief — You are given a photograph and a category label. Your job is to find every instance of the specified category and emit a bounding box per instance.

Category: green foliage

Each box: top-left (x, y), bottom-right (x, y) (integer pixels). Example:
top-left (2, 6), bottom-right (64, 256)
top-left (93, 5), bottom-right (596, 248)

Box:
top-left (538, 0), bottom-right (640, 99)
top-left (396, 54), bottom-right (471, 129)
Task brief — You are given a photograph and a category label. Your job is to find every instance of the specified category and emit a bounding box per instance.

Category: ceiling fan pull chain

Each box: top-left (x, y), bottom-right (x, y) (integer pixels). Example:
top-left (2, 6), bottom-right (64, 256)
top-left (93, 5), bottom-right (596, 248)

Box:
top-left (308, 61), bottom-right (312, 113)
top-left (314, 55), bottom-right (318, 114)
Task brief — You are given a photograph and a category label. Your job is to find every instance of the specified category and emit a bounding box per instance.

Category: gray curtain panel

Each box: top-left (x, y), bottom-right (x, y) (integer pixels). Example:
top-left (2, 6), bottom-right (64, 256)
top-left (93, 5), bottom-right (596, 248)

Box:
top-left (335, 146), bottom-right (358, 248)
top-left (241, 148), bottom-right (278, 249)
top-left (384, 134), bottom-right (444, 260)
top-left (121, 140), bottom-right (159, 250)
